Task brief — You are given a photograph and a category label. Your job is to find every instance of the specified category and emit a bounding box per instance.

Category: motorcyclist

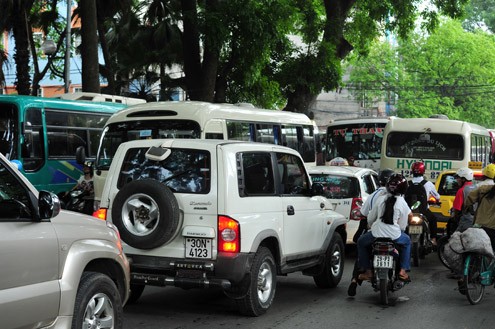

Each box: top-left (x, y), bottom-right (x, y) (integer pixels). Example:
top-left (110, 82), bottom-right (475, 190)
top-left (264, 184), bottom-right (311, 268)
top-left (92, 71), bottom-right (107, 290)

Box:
top-left (65, 161), bottom-right (94, 215)
top-left (478, 163), bottom-right (495, 187)
top-left (357, 173), bottom-right (413, 282)
top-left (348, 168), bottom-right (394, 296)
top-left (407, 162), bottom-right (440, 245)
top-left (449, 167), bottom-right (474, 233)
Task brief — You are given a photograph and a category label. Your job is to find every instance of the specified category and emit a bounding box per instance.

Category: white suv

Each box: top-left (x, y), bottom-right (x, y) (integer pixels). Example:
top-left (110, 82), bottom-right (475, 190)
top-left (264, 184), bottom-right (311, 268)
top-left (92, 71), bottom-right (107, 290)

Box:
top-left (0, 154), bottom-right (130, 329)
top-left (98, 139), bottom-right (347, 316)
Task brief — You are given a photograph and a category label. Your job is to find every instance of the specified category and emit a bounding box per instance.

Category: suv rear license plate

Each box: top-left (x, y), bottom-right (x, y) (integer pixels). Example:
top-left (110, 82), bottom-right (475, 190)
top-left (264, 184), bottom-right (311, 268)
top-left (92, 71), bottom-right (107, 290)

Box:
top-left (409, 225), bottom-right (423, 234)
top-left (186, 238), bottom-right (212, 259)
top-left (373, 255), bottom-right (393, 268)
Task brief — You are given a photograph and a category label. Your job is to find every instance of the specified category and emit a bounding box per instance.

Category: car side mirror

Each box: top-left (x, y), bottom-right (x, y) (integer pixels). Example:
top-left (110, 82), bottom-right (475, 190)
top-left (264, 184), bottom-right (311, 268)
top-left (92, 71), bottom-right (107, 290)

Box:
top-left (38, 191), bottom-right (61, 219)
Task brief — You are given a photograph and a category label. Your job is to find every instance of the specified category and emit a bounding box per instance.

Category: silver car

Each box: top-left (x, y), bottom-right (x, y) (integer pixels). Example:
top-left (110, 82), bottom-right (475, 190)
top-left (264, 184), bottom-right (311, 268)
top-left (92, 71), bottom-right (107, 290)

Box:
top-left (0, 154), bottom-right (130, 329)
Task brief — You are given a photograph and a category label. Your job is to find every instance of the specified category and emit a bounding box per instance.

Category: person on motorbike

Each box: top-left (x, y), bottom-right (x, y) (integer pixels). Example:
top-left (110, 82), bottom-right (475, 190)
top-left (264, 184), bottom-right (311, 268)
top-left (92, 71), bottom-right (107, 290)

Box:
top-left (348, 168), bottom-right (394, 296)
top-left (406, 161), bottom-right (441, 246)
top-left (449, 167), bottom-right (474, 234)
top-left (65, 161), bottom-right (94, 215)
top-left (477, 163), bottom-right (495, 187)
top-left (357, 173), bottom-right (413, 282)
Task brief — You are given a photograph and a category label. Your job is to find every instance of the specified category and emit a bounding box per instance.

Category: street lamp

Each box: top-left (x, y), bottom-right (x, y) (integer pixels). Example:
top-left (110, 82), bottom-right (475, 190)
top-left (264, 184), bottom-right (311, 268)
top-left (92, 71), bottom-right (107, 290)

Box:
top-left (40, 39), bottom-right (56, 56)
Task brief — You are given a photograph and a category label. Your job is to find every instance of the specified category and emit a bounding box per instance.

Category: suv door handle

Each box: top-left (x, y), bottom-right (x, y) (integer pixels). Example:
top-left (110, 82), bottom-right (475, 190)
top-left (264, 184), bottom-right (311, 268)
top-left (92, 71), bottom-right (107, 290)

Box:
top-left (287, 205), bottom-right (295, 215)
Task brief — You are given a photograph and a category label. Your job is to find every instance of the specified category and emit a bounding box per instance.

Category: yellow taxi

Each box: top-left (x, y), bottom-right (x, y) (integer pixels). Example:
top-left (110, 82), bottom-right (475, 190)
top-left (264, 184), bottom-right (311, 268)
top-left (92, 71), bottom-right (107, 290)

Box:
top-left (430, 168), bottom-right (484, 231)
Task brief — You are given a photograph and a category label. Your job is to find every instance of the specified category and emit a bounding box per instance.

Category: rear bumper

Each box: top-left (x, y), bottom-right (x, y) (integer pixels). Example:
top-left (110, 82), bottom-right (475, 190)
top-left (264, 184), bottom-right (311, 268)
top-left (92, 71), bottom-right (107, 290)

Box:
top-left (127, 252), bottom-right (254, 289)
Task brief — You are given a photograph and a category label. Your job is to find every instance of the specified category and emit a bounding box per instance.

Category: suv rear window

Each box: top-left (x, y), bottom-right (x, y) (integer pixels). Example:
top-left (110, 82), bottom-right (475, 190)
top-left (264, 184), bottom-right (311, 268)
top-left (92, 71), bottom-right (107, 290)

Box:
top-left (117, 147), bottom-right (211, 194)
top-left (310, 174), bottom-right (360, 199)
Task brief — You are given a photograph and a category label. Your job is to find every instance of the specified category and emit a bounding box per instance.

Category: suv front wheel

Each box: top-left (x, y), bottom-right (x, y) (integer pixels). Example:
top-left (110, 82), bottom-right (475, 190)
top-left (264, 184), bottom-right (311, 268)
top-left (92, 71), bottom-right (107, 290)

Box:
top-left (72, 271), bottom-right (124, 329)
top-left (236, 247), bottom-right (276, 316)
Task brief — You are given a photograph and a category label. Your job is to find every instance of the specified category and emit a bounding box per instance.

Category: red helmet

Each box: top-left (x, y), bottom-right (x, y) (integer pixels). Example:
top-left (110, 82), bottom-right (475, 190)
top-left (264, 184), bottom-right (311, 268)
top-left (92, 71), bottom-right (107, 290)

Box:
top-left (386, 174), bottom-right (408, 195)
top-left (411, 162), bottom-right (425, 176)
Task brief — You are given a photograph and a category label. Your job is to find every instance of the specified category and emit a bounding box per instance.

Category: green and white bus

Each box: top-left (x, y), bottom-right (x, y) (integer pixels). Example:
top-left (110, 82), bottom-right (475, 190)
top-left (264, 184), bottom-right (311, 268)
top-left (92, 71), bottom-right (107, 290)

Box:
top-left (380, 117), bottom-right (492, 182)
top-left (0, 95), bottom-right (127, 194)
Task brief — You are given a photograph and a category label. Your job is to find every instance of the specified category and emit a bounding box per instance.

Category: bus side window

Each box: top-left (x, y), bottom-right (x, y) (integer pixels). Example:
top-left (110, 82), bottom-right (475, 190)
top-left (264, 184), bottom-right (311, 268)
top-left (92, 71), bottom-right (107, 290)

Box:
top-left (22, 108), bottom-right (45, 172)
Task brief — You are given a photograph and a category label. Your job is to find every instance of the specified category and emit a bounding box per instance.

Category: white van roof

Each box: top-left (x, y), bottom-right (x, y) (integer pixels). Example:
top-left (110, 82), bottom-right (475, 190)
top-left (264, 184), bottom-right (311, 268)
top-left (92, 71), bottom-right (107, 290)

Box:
top-left (55, 92), bottom-right (146, 105)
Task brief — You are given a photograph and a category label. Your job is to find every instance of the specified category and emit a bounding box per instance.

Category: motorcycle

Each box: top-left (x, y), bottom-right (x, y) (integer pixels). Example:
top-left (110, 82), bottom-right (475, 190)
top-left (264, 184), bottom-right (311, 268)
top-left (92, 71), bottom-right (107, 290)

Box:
top-left (407, 200), bottom-right (440, 267)
top-left (58, 189), bottom-right (93, 215)
top-left (371, 238), bottom-right (408, 305)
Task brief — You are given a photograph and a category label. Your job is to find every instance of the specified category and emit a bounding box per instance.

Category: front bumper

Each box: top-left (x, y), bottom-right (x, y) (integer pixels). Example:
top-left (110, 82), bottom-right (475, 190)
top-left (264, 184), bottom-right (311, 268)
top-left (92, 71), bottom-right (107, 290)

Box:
top-left (127, 252), bottom-right (254, 290)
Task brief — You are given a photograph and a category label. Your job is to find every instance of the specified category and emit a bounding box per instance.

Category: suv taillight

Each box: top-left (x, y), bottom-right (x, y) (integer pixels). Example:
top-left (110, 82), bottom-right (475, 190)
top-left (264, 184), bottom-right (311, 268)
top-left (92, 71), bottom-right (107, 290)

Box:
top-left (349, 197), bottom-right (364, 221)
top-left (218, 215), bottom-right (240, 253)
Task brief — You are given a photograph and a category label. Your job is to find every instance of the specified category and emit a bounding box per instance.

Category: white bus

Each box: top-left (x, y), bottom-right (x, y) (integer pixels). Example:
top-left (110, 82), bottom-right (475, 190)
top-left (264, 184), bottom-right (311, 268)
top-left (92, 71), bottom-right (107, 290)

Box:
top-left (89, 101), bottom-right (319, 201)
top-left (326, 117), bottom-right (390, 171)
top-left (380, 117), bottom-right (492, 182)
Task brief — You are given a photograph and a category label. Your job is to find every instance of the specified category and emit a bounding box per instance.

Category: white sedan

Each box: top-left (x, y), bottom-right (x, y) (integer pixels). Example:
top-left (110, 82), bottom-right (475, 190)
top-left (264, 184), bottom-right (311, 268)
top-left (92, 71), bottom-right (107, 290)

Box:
top-left (308, 165), bottom-right (379, 244)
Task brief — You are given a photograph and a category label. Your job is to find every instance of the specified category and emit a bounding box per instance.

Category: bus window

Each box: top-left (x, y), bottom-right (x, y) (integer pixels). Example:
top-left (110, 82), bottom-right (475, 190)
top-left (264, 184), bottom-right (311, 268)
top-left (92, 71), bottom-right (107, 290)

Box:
top-left (23, 108), bottom-right (45, 172)
top-left (256, 124), bottom-right (275, 144)
top-left (227, 121), bottom-right (251, 141)
top-left (0, 104), bottom-right (18, 159)
top-left (326, 118), bottom-right (387, 171)
top-left (385, 132), bottom-right (463, 160)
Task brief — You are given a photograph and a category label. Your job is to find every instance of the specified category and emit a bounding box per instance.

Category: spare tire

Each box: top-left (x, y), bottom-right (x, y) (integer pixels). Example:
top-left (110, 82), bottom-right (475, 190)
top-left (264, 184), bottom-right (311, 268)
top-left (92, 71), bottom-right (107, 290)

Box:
top-left (111, 179), bottom-right (180, 249)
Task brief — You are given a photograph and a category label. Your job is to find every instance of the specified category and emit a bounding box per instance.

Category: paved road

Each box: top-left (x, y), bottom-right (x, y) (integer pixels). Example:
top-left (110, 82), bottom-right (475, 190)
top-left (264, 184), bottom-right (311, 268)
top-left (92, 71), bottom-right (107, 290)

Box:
top-left (123, 246), bottom-right (495, 329)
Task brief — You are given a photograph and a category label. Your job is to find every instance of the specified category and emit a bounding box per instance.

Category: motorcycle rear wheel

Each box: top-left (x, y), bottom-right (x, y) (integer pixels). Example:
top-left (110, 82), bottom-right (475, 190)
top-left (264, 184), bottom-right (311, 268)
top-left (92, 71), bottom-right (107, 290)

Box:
top-left (464, 254), bottom-right (485, 305)
top-left (412, 241), bottom-right (420, 267)
top-left (379, 278), bottom-right (389, 305)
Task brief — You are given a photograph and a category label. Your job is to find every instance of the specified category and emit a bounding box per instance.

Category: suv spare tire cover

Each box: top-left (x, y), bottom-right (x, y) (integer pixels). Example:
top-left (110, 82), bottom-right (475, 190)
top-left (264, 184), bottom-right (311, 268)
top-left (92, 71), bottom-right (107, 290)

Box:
top-left (112, 179), bottom-right (180, 249)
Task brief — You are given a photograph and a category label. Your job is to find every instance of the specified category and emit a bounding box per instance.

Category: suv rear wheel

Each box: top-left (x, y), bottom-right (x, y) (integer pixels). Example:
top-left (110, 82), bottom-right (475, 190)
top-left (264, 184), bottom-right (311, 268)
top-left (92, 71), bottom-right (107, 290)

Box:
top-left (236, 247), bottom-right (276, 316)
top-left (112, 180), bottom-right (180, 249)
top-left (313, 234), bottom-right (344, 288)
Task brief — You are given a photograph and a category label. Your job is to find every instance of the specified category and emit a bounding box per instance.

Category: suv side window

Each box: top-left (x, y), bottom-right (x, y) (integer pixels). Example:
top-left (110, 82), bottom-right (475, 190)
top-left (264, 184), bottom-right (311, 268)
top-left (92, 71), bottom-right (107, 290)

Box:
top-left (362, 174), bottom-right (377, 195)
top-left (0, 162), bottom-right (33, 220)
top-left (239, 152), bottom-right (275, 196)
top-left (276, 152), bottom-right (308, 195)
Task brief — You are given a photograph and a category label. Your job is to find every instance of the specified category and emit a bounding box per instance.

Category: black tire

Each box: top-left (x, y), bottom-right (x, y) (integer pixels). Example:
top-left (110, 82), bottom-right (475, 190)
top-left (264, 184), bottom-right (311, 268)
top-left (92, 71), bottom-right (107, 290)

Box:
top-left (379, 278), bottom-right (389, 305)
top-left (236, 247), bottom-right (277, 316)
top-left (72, 272), bottom-right (123, 329)
top-left (126, 284), bottom-right (146, 304)
top-left (412, 241), bottom-right (420, 267)
top-left (313, 234), bottom-right (345, 288)
top-left (112, 179), bottom-right (180, 249)
top-left (464, 254), bottom-right (485, 305)
top-left (437, 236), bottom-right (452, 270)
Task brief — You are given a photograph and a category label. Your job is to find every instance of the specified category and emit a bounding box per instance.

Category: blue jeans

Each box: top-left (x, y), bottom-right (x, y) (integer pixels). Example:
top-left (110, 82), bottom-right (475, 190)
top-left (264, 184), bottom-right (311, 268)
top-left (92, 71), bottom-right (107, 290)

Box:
top-left (357, 231), bottom-right (411, 271)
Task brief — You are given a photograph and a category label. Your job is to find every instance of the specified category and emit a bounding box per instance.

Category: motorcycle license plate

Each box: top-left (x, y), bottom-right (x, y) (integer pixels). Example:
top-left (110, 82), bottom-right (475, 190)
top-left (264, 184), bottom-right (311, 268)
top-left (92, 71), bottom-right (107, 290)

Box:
top-left (373, 255), bottom-right (393, 268)
top-left (409, 225), bottom-right (423, 234)
top-left (185, 238), bottom-right (212, 259)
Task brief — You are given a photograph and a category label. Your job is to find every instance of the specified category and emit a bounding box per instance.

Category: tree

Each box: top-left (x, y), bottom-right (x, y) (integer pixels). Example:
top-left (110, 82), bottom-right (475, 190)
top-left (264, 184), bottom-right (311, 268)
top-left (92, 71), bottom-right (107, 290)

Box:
top-left (462, 0), bottom-right (495, 32)
top-left (347, 19), bottom-right (495, 128)
top-left (79, 0), bottom-right (100, 92)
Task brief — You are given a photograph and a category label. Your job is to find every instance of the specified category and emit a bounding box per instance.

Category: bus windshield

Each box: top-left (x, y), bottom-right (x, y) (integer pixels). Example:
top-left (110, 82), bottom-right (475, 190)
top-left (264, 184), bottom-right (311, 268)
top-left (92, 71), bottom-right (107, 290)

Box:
top-left (385, 132), bottom-right (464, 160)
top-left (326, 123), bottom-right (384, 161)
top-left (96, 120), bottom-right (201, 170)
top-left (0, 104), bottom-right (18, 159)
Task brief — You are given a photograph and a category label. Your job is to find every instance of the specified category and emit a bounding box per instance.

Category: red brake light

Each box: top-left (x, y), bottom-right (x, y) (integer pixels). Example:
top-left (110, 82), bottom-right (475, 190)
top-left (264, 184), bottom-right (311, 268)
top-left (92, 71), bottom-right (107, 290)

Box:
top-left (93, 208), bottom-right (107, 221)
top-left (218, 215), bottom-right (240, 253)
top-left (350, 197), bottom-right (364, 221)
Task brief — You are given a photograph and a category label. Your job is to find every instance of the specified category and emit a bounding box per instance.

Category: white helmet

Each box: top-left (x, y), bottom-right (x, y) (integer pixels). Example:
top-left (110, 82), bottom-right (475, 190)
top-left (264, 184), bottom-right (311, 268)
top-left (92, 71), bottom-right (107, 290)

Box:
top-left (455, 167), bottom-right (473, 181)
top-left (329, 157), bottom-right (349, 166)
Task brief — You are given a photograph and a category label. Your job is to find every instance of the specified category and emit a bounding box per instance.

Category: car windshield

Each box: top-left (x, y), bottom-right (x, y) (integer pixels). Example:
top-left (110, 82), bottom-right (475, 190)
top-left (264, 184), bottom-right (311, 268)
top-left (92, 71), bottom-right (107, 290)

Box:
top-left (96, 120), bottom-right (201, 170)
top-left (310, 174), bottom-right (360, 199)
top-left (117, 147), bottom-right (210, 194)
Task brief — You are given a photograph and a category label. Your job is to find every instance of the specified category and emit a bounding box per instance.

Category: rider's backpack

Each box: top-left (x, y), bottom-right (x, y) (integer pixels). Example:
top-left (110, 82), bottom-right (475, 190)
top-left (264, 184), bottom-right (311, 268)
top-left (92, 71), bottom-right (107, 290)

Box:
top-left (404, 179), bottom-right (428, 213)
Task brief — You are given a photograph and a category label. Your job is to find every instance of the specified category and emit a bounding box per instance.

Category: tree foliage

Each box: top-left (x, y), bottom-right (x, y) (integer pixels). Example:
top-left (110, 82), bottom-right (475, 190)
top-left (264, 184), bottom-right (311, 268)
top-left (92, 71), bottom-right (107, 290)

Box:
top-left (2, 0), bottom-right (471, 112)
top-left (347, 19), bottom-right (495, 129)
